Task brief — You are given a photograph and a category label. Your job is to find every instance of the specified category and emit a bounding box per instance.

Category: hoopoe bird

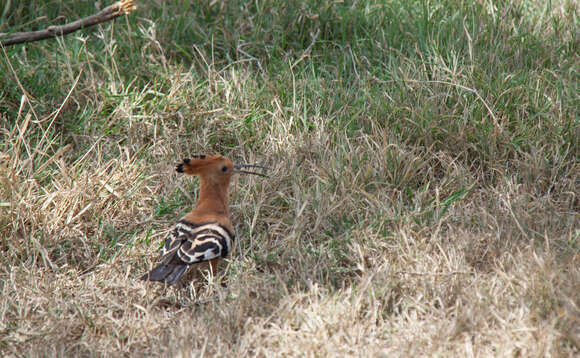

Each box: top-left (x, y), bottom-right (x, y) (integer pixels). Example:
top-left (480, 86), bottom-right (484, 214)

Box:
top-left (140, 154), bottom-right (266, 285)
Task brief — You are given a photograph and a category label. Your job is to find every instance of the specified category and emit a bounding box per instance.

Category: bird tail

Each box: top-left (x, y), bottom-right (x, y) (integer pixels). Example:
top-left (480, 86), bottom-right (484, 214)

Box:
top-left (140, 263), bottom-right (188, 285)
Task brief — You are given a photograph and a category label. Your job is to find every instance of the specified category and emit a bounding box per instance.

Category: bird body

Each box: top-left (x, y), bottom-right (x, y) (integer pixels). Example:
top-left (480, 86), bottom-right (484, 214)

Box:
top-left (141, 154), bottom-right (265, 285)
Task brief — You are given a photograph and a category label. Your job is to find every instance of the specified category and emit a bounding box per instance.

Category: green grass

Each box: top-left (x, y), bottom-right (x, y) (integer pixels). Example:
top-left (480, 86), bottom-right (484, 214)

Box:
top-left (1, 0), bottom-right (579, 356)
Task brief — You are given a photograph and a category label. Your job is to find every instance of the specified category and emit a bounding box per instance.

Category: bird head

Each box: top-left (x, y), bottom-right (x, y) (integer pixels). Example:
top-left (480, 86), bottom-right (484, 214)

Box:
top-left (176, 154), bottom-right (267, 185)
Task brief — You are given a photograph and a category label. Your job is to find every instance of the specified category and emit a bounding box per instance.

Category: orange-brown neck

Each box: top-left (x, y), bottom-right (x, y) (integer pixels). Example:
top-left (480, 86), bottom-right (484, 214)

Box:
top-left (192, 175), bottom-right (231, 217)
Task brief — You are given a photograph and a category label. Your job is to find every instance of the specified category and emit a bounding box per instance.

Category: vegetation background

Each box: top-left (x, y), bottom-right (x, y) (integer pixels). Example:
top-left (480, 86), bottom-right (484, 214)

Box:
top-left (1, 0), bottom-right (578, 356)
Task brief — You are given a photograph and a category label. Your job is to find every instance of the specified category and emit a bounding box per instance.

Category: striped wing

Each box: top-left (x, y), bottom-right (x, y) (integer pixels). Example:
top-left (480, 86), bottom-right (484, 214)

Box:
top-left (160, 220), bottom-right (234, 265)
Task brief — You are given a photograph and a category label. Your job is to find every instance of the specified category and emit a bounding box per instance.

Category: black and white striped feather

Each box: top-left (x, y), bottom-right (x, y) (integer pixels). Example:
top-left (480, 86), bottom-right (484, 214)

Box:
top-left (141, 220), bottom-right (235, 284)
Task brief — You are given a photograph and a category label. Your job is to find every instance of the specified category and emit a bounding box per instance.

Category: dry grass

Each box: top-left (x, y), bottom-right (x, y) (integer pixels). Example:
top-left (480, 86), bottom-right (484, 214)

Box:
top-left (1, 0), bottom-right (579, 356)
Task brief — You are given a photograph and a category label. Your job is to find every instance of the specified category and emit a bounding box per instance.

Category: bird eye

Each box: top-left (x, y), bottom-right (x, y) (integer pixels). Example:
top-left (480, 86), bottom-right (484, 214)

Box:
top-left (221, 166), bottom-right (228, 172)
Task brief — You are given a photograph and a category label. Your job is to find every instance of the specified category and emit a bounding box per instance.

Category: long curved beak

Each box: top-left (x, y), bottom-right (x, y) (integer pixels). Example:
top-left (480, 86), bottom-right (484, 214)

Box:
top-left (234, 163), bottom-right (269, 177)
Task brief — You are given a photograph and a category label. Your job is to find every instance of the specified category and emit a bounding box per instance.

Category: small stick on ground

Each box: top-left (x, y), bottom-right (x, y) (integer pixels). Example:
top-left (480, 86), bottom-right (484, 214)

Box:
top-left (0, 0), bottom-right (137, 47)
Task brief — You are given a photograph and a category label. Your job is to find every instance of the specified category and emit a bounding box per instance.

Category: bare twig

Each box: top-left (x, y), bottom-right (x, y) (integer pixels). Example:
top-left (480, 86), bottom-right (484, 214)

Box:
top-left (0, 0), bottom-right (137, 47)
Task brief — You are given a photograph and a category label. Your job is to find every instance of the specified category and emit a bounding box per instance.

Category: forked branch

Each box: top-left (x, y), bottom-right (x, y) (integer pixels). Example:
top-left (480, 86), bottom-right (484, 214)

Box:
top-left (0, 0), bottom-right (137, 47)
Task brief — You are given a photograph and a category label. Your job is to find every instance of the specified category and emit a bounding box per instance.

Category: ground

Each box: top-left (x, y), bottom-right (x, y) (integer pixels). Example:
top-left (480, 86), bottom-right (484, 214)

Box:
top-left (0, 0), bottom-right (578, 356)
